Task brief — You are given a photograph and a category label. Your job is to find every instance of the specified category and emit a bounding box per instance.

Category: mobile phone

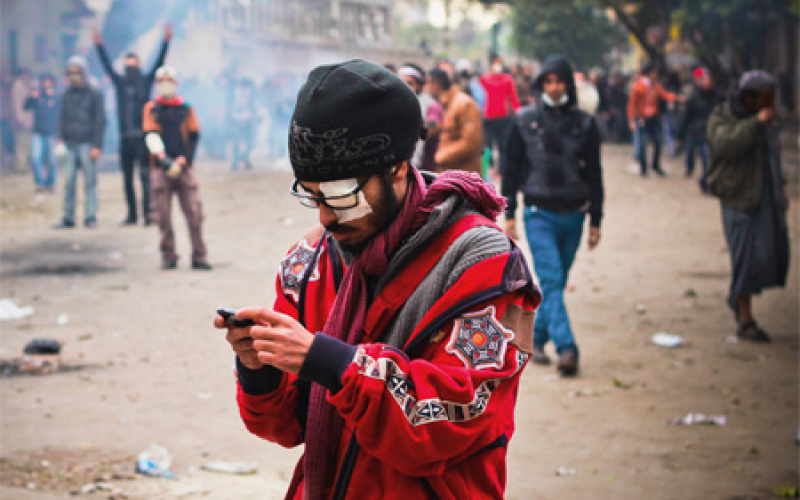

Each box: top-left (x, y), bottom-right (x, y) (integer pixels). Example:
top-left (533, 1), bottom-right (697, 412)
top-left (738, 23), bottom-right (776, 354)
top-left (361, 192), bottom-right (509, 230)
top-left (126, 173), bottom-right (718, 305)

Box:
top-left (216, 307), bottom-right (255, 327)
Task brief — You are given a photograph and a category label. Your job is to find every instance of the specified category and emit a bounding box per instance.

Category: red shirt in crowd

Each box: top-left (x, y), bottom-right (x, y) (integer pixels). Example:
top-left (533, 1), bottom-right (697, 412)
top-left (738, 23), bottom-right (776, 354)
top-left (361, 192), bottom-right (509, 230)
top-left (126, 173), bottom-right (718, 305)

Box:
top-left (479, 72), bottom-right (521, 120)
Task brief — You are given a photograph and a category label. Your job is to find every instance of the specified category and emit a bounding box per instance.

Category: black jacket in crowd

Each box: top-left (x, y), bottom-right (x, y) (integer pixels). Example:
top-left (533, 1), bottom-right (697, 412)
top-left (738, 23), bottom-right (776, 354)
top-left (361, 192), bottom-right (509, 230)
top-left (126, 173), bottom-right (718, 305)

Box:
top-left (677, 86), bottom-right (722, 141)
top-left (501, 55), bottom-right (604, 228)
top-left (24, 91), bottom-right (60, 136)
top-left (95, 38), bottom-right (170, 138)
top-left (59, 84), bottom-right (105, 148)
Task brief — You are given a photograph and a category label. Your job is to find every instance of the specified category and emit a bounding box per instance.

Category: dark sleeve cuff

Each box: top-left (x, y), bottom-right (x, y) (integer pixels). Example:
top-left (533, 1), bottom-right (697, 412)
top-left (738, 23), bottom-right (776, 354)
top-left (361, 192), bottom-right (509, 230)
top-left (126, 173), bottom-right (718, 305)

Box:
top-left (236, 356), bottom-right (284, 395)
top-left (589, 211), bottom-right (602, 228)
top-left (297, 333), bottom-right (357, 395)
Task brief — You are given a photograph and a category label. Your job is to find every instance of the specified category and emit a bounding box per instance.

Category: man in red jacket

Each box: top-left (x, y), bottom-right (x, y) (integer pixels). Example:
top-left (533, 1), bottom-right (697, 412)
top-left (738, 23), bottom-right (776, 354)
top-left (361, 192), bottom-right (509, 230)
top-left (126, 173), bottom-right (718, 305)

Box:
top-left (627, 63), bottom-right (681, 177)
top-left (480, 54), bottom-right (520, 178)
top-left (216, 59), bottom-right (540, 500)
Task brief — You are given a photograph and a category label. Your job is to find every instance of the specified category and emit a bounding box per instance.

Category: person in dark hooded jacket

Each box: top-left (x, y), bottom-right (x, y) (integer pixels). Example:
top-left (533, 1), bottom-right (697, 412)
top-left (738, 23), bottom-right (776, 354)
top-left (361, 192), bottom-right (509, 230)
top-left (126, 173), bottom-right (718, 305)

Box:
top-left (93, 24), bottom-right (172, 226)
top-left (501, 55), bottom-right (604, 376)
top-left (706, 70), bottom-right (789, 343)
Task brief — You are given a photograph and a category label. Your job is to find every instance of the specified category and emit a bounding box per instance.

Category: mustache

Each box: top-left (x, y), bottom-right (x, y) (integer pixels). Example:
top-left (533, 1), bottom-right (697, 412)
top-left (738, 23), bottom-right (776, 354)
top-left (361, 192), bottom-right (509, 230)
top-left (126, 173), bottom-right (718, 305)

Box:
top-left (324, 223), bottom-right (358, 234)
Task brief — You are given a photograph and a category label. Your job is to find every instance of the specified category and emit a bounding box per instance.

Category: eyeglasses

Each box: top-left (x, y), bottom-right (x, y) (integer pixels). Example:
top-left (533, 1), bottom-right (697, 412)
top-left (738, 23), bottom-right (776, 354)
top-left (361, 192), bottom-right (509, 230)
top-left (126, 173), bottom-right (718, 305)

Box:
top-left (289, 176), bottom-right (371, 210)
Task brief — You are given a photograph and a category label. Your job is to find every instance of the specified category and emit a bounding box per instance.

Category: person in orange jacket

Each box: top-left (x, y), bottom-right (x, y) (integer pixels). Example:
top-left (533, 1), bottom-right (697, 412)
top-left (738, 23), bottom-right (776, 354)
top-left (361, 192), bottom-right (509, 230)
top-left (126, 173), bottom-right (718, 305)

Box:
top-left (627, 63), bottom-right (682, 177)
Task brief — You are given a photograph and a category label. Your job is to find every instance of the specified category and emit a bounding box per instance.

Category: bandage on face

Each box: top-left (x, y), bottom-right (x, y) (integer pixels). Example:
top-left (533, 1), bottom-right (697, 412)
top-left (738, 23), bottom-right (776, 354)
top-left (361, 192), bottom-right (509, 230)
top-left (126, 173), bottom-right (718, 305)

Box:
top-left (319, 178), bottom-right (373, 223)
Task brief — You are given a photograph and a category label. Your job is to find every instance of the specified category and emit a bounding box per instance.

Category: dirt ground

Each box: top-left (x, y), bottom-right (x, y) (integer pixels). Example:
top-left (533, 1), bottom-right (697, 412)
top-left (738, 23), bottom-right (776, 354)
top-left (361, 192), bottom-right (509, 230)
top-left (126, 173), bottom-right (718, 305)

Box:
top-left (0, 142), bottom-right (798, 500)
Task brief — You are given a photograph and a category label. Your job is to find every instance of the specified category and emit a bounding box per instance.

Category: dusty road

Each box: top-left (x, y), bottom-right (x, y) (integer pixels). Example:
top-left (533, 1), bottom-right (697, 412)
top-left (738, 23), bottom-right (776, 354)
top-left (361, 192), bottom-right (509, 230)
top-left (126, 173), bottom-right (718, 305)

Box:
top-left (1, 143), bottom-right (797, 500)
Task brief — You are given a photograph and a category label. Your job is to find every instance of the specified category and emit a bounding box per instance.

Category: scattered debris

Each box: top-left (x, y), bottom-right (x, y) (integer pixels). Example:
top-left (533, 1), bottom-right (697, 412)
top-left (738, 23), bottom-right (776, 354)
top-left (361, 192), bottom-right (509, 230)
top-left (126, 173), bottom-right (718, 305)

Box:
top-left (683, 288), bottom-right (698, 298)
top-left (57, 313), bottom-right (69, 326)
top-left (555, 467), bottom-right (577, 477)
top-left (668, 413), bottom-right (727, 426)
top-left (568, 388), bottom-right (601, 398)
top-left (724, 335), bottom-right (739, 344)
top-left (635, 303), bottom-right (647, 315)
top-left (136, 444), bottom-right (174, 478)
top-left (23, 338), bottom-right (62, 355)
top-left (612, 377), bottom-right (633, 390)
top-left (201, 461), bottom-right (258, 475)
top-left (0, 298), bottom-right (34, 321)
top-left (652, 333), bottom-right (684, 348)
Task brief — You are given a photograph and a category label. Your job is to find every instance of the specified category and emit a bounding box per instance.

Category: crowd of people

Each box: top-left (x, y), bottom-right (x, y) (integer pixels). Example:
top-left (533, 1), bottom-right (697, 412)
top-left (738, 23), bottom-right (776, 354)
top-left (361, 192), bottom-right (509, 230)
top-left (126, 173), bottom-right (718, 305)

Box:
top-left (0, 18), bottom-right (790, 499)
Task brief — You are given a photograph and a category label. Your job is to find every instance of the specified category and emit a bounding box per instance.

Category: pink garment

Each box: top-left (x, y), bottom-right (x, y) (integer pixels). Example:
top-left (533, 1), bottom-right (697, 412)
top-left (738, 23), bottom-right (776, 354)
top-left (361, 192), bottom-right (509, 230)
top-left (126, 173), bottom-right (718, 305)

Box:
top-left (479, 72), bottom-right (520, 119)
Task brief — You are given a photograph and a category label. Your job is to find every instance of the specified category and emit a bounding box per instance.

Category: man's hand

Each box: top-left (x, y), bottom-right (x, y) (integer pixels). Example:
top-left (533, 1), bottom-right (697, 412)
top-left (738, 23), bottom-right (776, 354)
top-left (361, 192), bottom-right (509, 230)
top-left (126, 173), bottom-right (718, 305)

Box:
top-left (629, 120), bottom-right (637, 132)
top-left (505, 219), bottom-right (519, 240)
top-left (176, 155), bottom-right (187, 166)
top-left (758, 107), bottom-right (775, 123)
top-left (587, 227), bottom-right (601, 250)
top-left (215, 313), bottom-right (264, 370)
top-left (219, 308), bottom-right (315, 375)
top-left (90, 148), bottom-right (101, 161)
top-left (91, 27), bottom-right (102, 45)
top-left (164, 23), bottom-right (173, 41)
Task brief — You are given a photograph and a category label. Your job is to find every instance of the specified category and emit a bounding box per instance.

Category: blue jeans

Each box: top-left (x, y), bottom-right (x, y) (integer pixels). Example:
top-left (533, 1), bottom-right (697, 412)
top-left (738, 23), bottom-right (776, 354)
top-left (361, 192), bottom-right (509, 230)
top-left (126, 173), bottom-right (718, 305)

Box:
top-left (634, 118), bottom-right (663, 175)
top-left (685, 133), bottom-right (709, 181)
top-left (31, 134), bottom-right (56, 188)
top-left (63, 142), bottom-right (97, 222)
top-left (524, 207), bottom-right (584, 356)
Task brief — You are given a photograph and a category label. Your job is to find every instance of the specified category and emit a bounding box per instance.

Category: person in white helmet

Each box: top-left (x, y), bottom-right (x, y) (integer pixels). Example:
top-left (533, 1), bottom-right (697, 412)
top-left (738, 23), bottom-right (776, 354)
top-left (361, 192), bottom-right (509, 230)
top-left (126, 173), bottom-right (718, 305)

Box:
top-left (142, 66), bottom-right (210, 270)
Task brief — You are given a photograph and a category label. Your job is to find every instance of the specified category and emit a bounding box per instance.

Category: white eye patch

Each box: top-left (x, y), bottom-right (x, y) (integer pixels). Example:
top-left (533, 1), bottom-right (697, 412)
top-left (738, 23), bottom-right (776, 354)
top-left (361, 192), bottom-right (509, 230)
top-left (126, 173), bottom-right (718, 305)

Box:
top-left (319, 178), bottom-right (373, 223)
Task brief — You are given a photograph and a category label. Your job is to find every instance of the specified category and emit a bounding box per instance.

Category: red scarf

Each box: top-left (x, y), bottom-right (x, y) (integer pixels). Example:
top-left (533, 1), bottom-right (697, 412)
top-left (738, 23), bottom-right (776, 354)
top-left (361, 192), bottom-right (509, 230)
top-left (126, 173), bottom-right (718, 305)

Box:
top-left (303, 167), bottom-right (505, 499)
top-left (155, 95), bottom-right (185, 106)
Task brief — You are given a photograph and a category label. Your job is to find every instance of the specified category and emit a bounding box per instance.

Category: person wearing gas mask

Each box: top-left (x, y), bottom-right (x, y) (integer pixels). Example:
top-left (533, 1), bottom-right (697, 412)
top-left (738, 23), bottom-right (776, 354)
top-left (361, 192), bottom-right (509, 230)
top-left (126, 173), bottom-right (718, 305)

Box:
top-left (142, 66), bottom-right (209, 271)
top-left (53, 56), bottom-right (106, 229)
top-left (93, 24), bottom-right (172, 226)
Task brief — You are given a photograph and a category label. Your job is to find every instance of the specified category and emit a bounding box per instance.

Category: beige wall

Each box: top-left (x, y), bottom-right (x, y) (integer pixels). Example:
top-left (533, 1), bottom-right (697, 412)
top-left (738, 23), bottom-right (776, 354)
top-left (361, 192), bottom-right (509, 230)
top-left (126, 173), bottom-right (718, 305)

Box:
top-left (1, 0), bottom-right (95, 77)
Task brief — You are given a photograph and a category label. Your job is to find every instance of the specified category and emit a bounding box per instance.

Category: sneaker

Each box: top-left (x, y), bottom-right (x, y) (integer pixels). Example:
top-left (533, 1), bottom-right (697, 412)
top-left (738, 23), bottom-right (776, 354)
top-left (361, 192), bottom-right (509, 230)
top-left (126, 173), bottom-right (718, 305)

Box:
top-left (652, 167), bottom-right (667, 177)
top-left (53, 218), bottom-right (75, 229)
top-left (736, 321), bottom-right (771, 343)
top-left (192, 261), bottom-right (212, 271)
top-left (557, 350), bottom-right (579, 377)
top-left (84, 218), bottom-right (97, 228)
top-left (531, 347), bottom-right (552, 366)
top-left (121, 218), bottom-right (137, 226)
top-left (161, 257), bottom-right (178, 270)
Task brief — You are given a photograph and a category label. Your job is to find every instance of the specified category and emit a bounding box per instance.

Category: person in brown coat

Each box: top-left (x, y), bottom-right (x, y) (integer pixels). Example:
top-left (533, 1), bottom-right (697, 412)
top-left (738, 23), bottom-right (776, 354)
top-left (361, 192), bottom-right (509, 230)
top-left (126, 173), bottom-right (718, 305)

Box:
top-left (427, 67), bottom-right (484, 174)
top-left (142, 66), bottom-right (210, 270)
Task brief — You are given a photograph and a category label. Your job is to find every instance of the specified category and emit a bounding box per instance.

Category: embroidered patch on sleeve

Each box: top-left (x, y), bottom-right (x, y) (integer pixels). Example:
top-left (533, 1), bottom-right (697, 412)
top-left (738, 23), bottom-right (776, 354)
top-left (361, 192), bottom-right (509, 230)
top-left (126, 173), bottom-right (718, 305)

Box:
top-left (445, 305), bottom-right (515, 370)
top-left (279, 239), bottom-right (322, 301)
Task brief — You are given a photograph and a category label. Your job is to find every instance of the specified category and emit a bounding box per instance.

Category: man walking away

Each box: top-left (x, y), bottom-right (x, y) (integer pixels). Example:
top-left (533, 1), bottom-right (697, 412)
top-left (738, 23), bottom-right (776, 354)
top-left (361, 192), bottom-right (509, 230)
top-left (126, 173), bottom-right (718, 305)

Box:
top-left (93, 24), bottom-right (172, 226)
top-left (502, 55), bottom-right (604, 376)
top-left (706, 70), bottom-right (789, 343)
top-left (143, 66), bottom-right (210, 271)
top-left (480, 54), bottom-right (520, 177)
top-left (53, 56), bottom-right (105, 229)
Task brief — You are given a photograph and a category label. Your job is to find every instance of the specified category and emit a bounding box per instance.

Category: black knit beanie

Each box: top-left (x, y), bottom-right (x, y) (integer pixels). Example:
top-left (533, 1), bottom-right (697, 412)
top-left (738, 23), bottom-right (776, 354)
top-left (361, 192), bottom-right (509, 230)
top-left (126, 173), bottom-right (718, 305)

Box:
top-left (289, 59), bottom-right (423, 182)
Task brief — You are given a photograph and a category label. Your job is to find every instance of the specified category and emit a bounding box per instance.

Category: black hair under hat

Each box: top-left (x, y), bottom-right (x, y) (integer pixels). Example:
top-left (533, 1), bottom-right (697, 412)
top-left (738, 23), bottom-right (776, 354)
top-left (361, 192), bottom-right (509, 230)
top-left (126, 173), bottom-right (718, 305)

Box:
top-left (289, 59), bottom-right (423, 182)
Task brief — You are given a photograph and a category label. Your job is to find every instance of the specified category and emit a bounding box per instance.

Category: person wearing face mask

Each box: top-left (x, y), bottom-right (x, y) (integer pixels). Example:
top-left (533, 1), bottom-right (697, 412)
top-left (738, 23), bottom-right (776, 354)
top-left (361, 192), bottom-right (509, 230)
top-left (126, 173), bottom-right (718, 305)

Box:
top-left (706, 70), bottom-right (789, 343)
top-left (501, 55), bottom-right (604, 377)
top-left (142, 66), bottom-right (209, 271)
top-left (53, 56), bottom-right (106, 229)
top-left (93, 24), bottom-right (172, 226)
top-left (479, 54), bottom-right (520, 179)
